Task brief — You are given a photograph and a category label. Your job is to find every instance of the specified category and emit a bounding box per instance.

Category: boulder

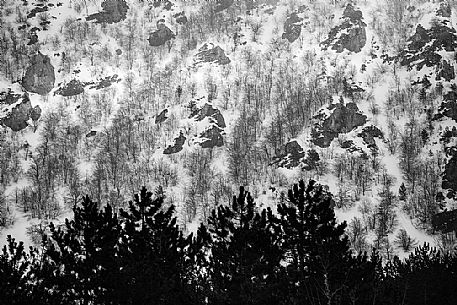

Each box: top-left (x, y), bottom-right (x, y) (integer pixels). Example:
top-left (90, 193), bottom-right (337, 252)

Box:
top-left (148, 22), bottom-right (175, 47)
top-left (282, 12), bottom-right (302, 43)
top-left (191, 103), bottom-right (226, 128)
top-left (22, 53), bottom-right (55, 95)
top-left (55, 79), bottom-right (85, 96)
top-left (30, 106), bottom-right (42, 121)
top-left (271, 140), bottom-right (305, 168)
top-left (86, 0), bottom-right (129, 24)
top-left (199, 125), bottom-right (224, 148)
top-left (195, 43), bottom-right (230, 65)
top-left (436, 60), bottom-right (455, 82)
top-left (399, 21), bottom-right (457, 71)
top-left (173, 11), bottom-right (187, 25)
top-left (358, 125), bottom-right (383, 150)
top-left (0, 93), bottom-right (41, 131)
top-left (432, 209), bottom-right (457, 234)
top-left (89, 75), bottom-right (121, 90)
top-left (321, 4), bottom-right (366, 53)
top-left (155, 109), bottom-right (168, 124)
top-left (164, 131), bottom-right (186, 154)
top-left (311, 101), bottom-right (367, 148)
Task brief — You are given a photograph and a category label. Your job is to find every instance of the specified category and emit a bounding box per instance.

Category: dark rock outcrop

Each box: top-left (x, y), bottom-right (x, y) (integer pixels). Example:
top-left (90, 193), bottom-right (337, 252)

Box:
top-left (55, 75), bottom-right (119, 96)
top-left (439, 101), bottom-right (457, 122)
top-left (214, 0), bottom-right (234, 13)
top-left (311, 100), bottom-right (367, 148)
top-left (0, 93), bottom-right (41, 131)
top-left (437, 2), bottom-right (451, 18)
top-left (282, 12), bottom-right (303, 43)
top-left (22, 53), bottom-right (55, 95)
top-left (432, 209), bottom-right (457, 234)
top-left (199, 125), bottom-right (224, 148)
top-left (399, 21), bottom-right (457, 71)
top-left (271, 142), bottom-right (321, 170)
top-left (173, 11), bottom-right (187, 25)
top-left (148, 22), bottom-right (175, 47)
top-left (155, 109), bottom-right (168, 124)
top-left (27, 5), bottom-right (48, 19)
top-left (191, 103), bottom-right (226, 128)
top-left (86, 0), bottom-right (129, 24)
top-left (343, 78), bottom-right (365, 98)
top-left (0, 90), bottom-right (21, 105)
top-left (164, 131), bottom-right (186, 154)
top-left (55, 79), bottom-right (85, 96)
top-left (358, 125), bottom-right (383, 150)
top-left (89, 75), bottom-right (121, 90)
top-left (436, 86), bottom-right (457, 122)
top-left (436, 60), bottom-right (455, 82)
top-left (321, 3), bottom-right (366, 53)
top-left (191, 103), bottom-right (226, 148)
top-left (271, 140), bottom-right (305, 168)
top-left (194, 43), bottom-right (230, 65)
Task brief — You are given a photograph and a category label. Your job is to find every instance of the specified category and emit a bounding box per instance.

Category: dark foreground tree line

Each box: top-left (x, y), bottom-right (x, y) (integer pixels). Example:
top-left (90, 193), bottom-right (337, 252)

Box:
top-left (0, 180), bottom-right (456, 305)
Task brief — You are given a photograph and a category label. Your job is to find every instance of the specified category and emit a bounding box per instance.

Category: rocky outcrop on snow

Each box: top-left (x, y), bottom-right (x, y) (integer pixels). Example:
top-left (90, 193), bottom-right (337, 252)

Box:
top-left (22, 53), bottom-right (55, 95)
top-left (89, 75), bottom-right (121, 90)
top-left (148, 21), bottom-right (175, 47)
top-left (321, 3), bottom-right (366, 53)
top-left (311, 100), bottom-right (367, 148)
top-left (358, 125), bottom-right (383, 151)
top-left (191, 103), bottom-right (226, 128)
top-left (194, 43), bottom-right (230, 66)
top-left (282, 12), bottom-right (303, 43)
top-left (164, 131), bottom-right (186, 154)
top-left (271, 140), bottom-right (305, 168)
top-left (173, 12), bottom-right (187, 25)
top-left (191, 103), bottom-right (225, 149)
top-left (271, 141), bottom-right (321, 170)
top-left (199, 125), bottom-right (224, 148)
top-left (432, 208), bottom-right (457, 234)
top-left (155, 109), bottom-right (168, 124)
top-left (55, 75), bottom-right (120, 96)
top-left (343, 78), bottom-right (365, 98)
top-left (0, 92), bottom-right (41, 131)
top-left (399, 21), bottom-right (457, 72)
top-left (86, 0), bottom-right (129, 24)
top-left (55, 79), bottom-right (85, 97)
top-left (436, 60), bottom-right (455, 82)
top-left (27, 3), bottom-right (48, 19)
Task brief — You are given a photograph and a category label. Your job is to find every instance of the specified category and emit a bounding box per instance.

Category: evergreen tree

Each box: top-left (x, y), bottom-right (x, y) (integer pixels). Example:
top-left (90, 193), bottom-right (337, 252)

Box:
top-left (277, 180), bottom-right (351, 305)
top-left (41, 196), bottom-right (121, 304)
top-left (205, 186), bottom-right (284, 305)
top-left (118, 186), bottom-right (194, 304)
top-left (0, 236), bottom-right (34, 305)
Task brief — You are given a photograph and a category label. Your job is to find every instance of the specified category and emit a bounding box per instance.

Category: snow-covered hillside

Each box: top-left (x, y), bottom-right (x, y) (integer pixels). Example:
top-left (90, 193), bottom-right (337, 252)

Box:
top-left (0, 0), bottom-right (456, 258)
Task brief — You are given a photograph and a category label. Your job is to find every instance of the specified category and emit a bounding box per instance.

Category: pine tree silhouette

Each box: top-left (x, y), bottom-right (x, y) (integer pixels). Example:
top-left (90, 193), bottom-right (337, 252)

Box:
top-left (118, 186), bottom-right (193, 304)
top-left (205, 186), bottom-right (283, 305)
top-left (277, 180), bottom-right (351, 305)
